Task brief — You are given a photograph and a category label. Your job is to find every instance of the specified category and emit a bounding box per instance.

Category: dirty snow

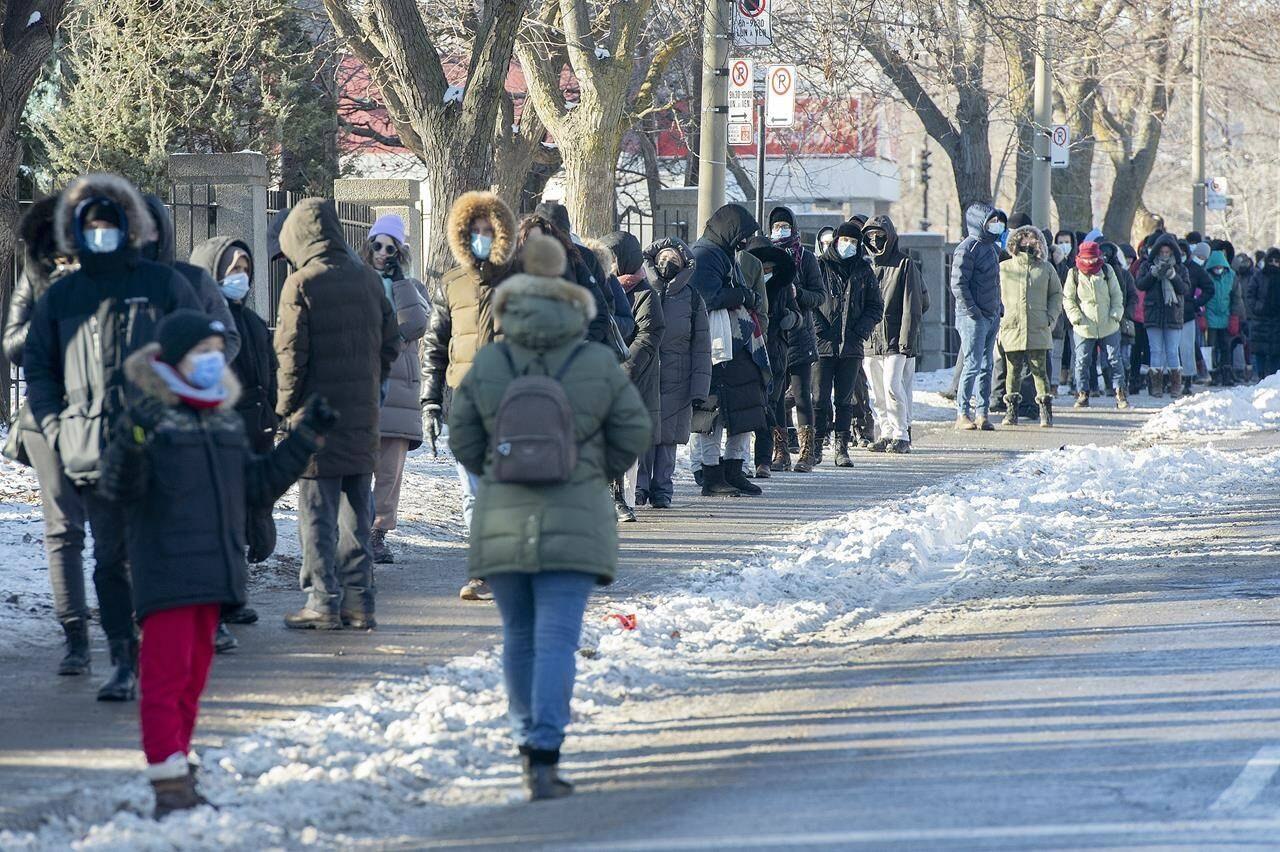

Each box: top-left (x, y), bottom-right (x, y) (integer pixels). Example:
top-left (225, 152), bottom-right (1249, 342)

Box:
top-left (6, 438), bottom-right (1276, 849)
top-left (1142, 372), bottom-right (1280, 437)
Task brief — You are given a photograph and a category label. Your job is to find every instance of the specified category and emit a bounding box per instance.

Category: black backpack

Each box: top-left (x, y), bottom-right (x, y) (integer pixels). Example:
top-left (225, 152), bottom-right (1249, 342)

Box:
top-left (490, 342), bottom-right (588, 485)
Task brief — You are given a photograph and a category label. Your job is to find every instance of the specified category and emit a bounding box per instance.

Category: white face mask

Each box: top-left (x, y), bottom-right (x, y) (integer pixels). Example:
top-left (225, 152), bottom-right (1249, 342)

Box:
top-left (1192, 255), bottom-right (1206, 266)
top-left (761, 272), bottom-right (773, 284)
top-left (1053, 243), bottom-right (1070, 260)
top-left (772, 226), bottom-right (792, 240)
top-left (220, 272), bottom-right (251, 302)
top-left (84, 228), bottom-right (122, 254)
top-left (986, 221), bottom-right (1006, 236)
top-left (837, 241), bottom-right (858, 259)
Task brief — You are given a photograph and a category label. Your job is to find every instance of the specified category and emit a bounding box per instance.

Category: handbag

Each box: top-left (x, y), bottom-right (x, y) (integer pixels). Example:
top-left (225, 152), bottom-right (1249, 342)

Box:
top-left (1121, 318), bottom-right (1136, 338)
top-left (691, 394), bottom-right (719, 435)
top-left (2, 407), bottom-right (31, 468)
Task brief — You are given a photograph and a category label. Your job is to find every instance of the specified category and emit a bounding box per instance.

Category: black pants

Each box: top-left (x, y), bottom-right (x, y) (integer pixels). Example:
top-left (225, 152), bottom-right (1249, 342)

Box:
top-left (783, 365), bottom-right (815, 427)
top-left (815, 357), bottom-right (868, 436)
top-left (23, 426), bottom-right (88, 624)
top-left (82, 490), bottom-right (136, 642)
top-left (1130, 322), bottom-right (1149, 391)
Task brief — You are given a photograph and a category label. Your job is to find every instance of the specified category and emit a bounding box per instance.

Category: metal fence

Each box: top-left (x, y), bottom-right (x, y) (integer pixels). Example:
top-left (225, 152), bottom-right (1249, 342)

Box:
top-left (168, 184), bottom-right (219, 260)
top-left (617, 207), bottom-right (693, 248)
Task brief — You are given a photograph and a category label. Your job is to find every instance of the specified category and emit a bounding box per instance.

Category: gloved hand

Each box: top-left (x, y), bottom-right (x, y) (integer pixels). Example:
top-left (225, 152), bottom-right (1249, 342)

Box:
top-left (424, 404), bottom-right (443, 446)
top-left (692, 396), bottom-right (716, 411)
top-left (1228, 315), bottom-right (1241, 337)
top-left (300, 394), bottom-right (340, 435)
top-left (719, 288), bottom-right (746, 310)
top-left (1164, 266), bottom-right (1178, 280)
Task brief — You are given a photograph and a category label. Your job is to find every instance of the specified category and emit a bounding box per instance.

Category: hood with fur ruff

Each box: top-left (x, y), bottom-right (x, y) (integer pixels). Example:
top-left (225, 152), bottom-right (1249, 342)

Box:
top-left (1008, 225), bottom-right (1047, 262)
top-left (446, 191), bottom-right (516, 270)
top-left (56, 173), bottom-right (156, 255)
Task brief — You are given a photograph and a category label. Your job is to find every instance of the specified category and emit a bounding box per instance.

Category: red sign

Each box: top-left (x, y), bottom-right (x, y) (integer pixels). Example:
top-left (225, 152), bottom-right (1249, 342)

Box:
top-left (738, 0), bottom-right (766, 18)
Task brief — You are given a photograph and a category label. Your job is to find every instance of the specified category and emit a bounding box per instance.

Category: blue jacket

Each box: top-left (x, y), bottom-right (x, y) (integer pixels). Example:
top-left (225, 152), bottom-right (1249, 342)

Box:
top-left (950, 202), bottom-right (1004, 321)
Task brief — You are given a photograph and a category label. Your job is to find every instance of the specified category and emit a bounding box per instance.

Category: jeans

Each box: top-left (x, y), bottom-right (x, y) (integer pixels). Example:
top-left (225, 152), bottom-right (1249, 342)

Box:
top-left (298, 474), bottom-right (376, 615)
top-left (689, 421), bottom-right (751, 469)
top-left (82, 490), bottom-right (136, 642)
top-left (23, 426), bottom-right (88, 624)
top-left (1179, 322), bottom-right (1200, 378)
top-left (488, 570), bottom-right (597, 752)
top-left (1147, 326), bottom-right (1182, 371)
top-left (139, 603), bottom-right (220, 765)
top-left (1073, 331), bottom-right (1124, 393)
top-left (456, 462), bottom-right (481, 530)
top-left (956, 313), bottom-right (1000, 418)
top-left (637, 444), bottom-right (677, 501)
top-left (1003, 350), bottom-right (1051, 399)
top-left (863, 354), bottom-right (913, 442)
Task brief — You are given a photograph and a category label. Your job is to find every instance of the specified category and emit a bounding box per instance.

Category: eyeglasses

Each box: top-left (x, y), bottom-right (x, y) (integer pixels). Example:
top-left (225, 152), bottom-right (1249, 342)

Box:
top-left (371, 239), bottom-right (398, 257)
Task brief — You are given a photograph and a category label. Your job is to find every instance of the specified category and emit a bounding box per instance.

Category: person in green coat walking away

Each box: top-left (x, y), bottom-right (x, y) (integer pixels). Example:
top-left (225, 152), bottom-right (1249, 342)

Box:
top-left (997, 226), bottom-right (1063, 426)
top-left (447, 235), bottom-right (651, 801)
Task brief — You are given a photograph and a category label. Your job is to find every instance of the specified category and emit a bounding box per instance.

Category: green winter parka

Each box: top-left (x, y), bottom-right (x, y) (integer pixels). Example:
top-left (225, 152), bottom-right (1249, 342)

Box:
top-left (997, 226), bottom-right (1062, 353)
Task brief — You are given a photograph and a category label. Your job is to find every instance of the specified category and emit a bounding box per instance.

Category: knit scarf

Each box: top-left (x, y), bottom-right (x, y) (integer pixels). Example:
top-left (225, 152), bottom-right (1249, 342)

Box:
top-left (150, 358), bottom-right (227, 410)
top-left (1076, 254), bottom-right (1103, 275)
top-left (772, 231), bottom-right (804, 267)
top-left (1152, 257), bottom-right (1178, 306)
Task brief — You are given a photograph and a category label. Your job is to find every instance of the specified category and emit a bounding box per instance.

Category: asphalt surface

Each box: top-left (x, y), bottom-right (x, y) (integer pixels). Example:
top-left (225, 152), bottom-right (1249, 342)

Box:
top-left (6, 397), bottom-right (1275, 848)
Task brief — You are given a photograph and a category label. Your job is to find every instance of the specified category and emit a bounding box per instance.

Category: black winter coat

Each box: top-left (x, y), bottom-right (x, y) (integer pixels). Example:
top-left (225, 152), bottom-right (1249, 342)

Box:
top-left (98, 347), bottom-right (317, 620)
top-left (768, 207), bottom-right (823, 369)
top-left (863, 216), bottom-right (925, 358)
top-left (622, 280), bottom-right (666, 436)
top-left (744, 236), bottom-right (798, 395)
top-left (1183, 260), bottom-right (1216, 323)
top-left (1246, 265), bottom-right (1280, 352)
top-left (644, 239), bottom-right (712, 446)
top-left (1136, 234), bottom-right (1190, 331)
top-left (816, 248), bottom-right (884, 359)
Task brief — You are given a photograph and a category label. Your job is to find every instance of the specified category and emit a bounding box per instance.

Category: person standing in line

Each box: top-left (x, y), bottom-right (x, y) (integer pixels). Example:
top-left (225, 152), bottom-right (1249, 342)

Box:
top-left (531, 201), bottom-right (627, 345)
top-left (24, 173), bottom-right (203, 701)
top-left (358, 215), bottom-right (429, 564)
top-left (638, 238), bottom-right (710, 507)
top-left (422, 191), bottom-right (517, 602)
top-left (689, 205), bottom-right (769, 497)
top-left (276, 199), bottom-right (401, 631)
top-left (862, 215), bottom-right (923, 453)
top-left (768, 207), bottom-right (824, 471)
top-left (600, 231), bottom-right (665, 520)
top-left (3, 194), bottom-right (91, 677)
top-left (1102, 241), bottom-right (1139, 401)
top-left (1063, 242), bottom-right (1127, 409)
top-left (1051, 229), bottom-right (1078, 390)
top-left (1204, 249), bottom-right (1244, 386)
top-left (1136, 234), bottom-right (1190, 396)
top-left (950, 202), bottom-right (1007, 430)
top-left (996, 226), bottom-right (1062, 427)
top-left (447, 235), bottom-right (650, 801)
top-left (1245, 249), bottom-right (1280, 379)
top-left (96, 311), bottom-right (330, 817)
top-left (815, 222), bottom-right (883, 464)
top-left (1182, 241), bottom-right (1216, 393)
top-left (744, 236), bottom-right (798, 477)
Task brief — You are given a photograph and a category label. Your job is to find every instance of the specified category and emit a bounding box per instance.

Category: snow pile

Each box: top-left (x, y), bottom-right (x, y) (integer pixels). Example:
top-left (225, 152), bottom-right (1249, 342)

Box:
top-left (0, 440), bottom-right (70, 647)
top-left (1142, 373), bottom-right (1280, 437)
top-left (6, 442), bottom-right (1276, 849)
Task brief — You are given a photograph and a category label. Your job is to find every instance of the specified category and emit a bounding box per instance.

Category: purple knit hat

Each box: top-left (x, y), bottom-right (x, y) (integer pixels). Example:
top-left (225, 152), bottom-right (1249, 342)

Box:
top-left (369, 214), bottom-right (407, 245)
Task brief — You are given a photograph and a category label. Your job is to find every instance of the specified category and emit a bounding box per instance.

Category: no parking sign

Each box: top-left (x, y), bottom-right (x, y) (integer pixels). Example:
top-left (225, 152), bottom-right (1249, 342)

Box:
top-left (765, 64), bottom-right (795, 128)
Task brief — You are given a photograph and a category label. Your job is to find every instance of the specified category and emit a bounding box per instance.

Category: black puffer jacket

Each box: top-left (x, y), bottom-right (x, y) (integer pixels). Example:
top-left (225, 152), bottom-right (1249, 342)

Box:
top-left (768, 206), bottom-right (824, 369)
top-left (744, 236), bottom-right (798, 393)
top-left (863, 216), bottom-right (925, 358)
top-left (1136, 233), bottom-right (1190, 331)
top-left (611, 231), bottom-right (666, 436)
top-left (24, 173), bottom-right (202, 486)
top-left (98, 345), bottom-right (317, 620)
top-left (189, 236), bottom-right (278, 451)
top-left (644, 238), bottom-right (711, 446)
top-left (817, 244), bottom-right (884, 359)
top-left (142, 194), bottom-right (240, 362)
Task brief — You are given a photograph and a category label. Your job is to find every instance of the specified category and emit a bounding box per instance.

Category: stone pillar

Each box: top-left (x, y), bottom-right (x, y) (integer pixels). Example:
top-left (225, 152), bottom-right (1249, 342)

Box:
top-left (898, 232), bottom-right (949, 371)
top-left (168, 152), bottom-right (271, 318)
top-left (333, 179), bottom-right (425, 280)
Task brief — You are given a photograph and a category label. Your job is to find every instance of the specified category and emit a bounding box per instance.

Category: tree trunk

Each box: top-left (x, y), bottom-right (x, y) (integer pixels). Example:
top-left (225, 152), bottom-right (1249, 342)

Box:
top-left (560, 128), bottom-right (623, 238)
top-left (0, 136), bottom-right (19, 422)
top-left (1104, 160), bottom-right (1158, 246)
top-left (945, 89), bottom-right (994, 212)
top-left (421, 144), bottom-right (496, 283)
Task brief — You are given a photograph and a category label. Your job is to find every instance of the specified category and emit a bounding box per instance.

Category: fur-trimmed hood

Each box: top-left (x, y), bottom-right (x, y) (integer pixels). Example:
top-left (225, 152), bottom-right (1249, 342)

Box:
top-left (1008, 225), bottom-right (1047, 262)
top-left (446, 191), bottom-right (516, 270)
top-left (124, 343), bottom-right (242, 410)
top-left (19, 195), bottom-right (62, 285)
top-left (580, 238), bottom-right (615, 281)
top-left (56, 173), bottom-right (156, 255)
top-left (493, 235), bottom-right (595, 352)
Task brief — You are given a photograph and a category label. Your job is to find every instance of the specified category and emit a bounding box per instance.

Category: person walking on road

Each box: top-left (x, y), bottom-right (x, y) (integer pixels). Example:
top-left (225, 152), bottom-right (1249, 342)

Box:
top-left (422, 191), bottom-right (517, 602)
top-left (997, 226), bottom-right (1062, 426)
top-left (276, 199), bottom-right (401, 631)
top-left (2, 194), bottom-right (91, 677)
top-left (951, 202), bottom-right (1007, 430)
top-left (862, 215), bottom-right (924, 453)
top-left (96, 311), bottom-right (330, 817)
top-left (24, 173), bottom-right (203, 701)
top-left (447, 235), bottom-right (650, 801)
top-left (1136, 233), bottom-right (1190, 396)
top-left (359, 215), bottom-right (429, 564)
top-left (1063, 242), bottom-right (1127, 409)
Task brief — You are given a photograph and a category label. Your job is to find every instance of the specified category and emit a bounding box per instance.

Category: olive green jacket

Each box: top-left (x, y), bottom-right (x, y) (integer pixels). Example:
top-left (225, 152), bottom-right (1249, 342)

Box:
top-left (998, 227), bottom-right (1062, 353)
top-left (447, 260), bottom-right (651, 584)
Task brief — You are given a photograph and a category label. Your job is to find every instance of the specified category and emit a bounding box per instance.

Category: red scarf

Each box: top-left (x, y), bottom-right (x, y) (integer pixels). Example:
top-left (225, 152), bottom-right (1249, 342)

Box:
top-left (1076, 254), bottom-right (1103, 275)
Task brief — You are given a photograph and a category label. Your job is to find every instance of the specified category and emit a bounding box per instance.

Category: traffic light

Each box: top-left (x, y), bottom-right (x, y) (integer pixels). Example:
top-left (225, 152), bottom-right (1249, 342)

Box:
top-left (920, 148), bottom-right (931, 184)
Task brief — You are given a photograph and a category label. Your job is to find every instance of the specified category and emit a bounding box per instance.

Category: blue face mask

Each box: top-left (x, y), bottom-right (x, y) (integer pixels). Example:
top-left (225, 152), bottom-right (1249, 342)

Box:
top-left (220, 272), bottom-right (251, 302)
top-left (185, 351), bottom-right (226, 390)
top-left (838, 241), bottom-right (858, 259)
top-left (84, 228), bottom-right (122, 254)
top-left (471, 233), bottom-right (493, 260)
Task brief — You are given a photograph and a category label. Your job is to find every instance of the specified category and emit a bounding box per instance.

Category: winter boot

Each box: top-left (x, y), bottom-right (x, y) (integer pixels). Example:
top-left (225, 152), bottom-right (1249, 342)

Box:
top-left (1037, 394), bottom-right (1054, 428)
top-left (834, 432), bottom-right (854, 468)
top-left (755, 463), bottom-right (772, 479)
top-left (1149, 371), bottom-right (1165, 398)
top-left (976, 416), bottom-right (996, 431)
top-left (813, 430), bottom-right (827, 466)
top-left (1169, 369), bottom-right (1183, 397)
top-left (58, 618), bottom-right (91, 676)
top-left (214, 622), bottom-right (238, 654)
top-left (1115, 386), bottom-right (1131, 410)
top-left (868, 438), bottom-right (891, 452)
top-left (723, 459), bottom-right (763, 496)
top-left (770, 427), bottom-right (791, 472)
top-left (222, 606), bottom-right (258, 625)
top-left (954, 413), bottom-right (977, 431)
top-left (792, 427), bottom-right (816, 473)
top-left (370, 529), bottom-right (394, 564)
top-left (787, 426), bottom-right (800, 454)
top-left (523, 748), bottom-right (574, 801)
top-left (700, 463), bottom-right (740, 497)
top-left (1002, 394), bottom-right (1020, 426)
top-left (96, 637), bottom-right (137, 701)
top-left (148, 753), bottom-right (203, 819)
top-left (613, 484), bottom-right (636, 523)
top-left (1074, 391), bottom-right (1090, 408)
top-left (888, 439), bottom-right (911, 454)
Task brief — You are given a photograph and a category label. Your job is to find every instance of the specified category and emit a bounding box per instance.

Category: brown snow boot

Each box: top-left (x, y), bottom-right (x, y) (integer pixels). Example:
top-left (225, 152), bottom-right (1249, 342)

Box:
top-left (770, 427), bottom-right (791, 472)
top-left (792, 426), bottom-right (816, 473)
top-left (370, 529), bottom-right (393, 564)
top-left (1115, 386), bottom-right (1131, 409)
top-left (1149, 371), bottom-right (1165, 398)
top-left (1169, 369), bottom-right (1183, 397)
top-left (1074, 391), bottom-right (1090, 408)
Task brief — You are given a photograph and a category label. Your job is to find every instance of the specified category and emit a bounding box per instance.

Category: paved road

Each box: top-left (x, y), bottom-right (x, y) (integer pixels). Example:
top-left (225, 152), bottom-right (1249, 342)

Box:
top-left (0, 400), bottom-right (1221, 840)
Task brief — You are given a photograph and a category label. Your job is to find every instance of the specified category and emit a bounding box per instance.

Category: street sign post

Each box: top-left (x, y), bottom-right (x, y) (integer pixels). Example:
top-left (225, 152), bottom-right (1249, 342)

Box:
top-left (1205, 177), bottom-right (1229, 211)
top-left (1050, 124), bottom-right (1070, 169)
top-left (728, 122), bottom-right (753, 146)
top-left (727, 58), bottom-right (754, 125)
top-left (765, 64), bottom-right (796, 129)
top-left (732, 0), bottom-right (772, 47)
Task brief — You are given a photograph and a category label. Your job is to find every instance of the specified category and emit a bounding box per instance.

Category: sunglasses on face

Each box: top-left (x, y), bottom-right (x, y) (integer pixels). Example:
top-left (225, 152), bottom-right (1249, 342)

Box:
top-left (371, 239), bottom-right (398, 256)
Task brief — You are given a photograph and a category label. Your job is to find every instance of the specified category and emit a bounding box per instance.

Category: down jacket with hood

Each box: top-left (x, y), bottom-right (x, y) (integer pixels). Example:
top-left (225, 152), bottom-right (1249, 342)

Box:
top-left (1135, 233), bottom-right (1190, 331)
top-left (816, 234), bottom-right (884, 359)
top-left (24, 173), bottom-right (203, 487)
top-left (142, 194), bottom-right (240, 361)
top-left (769, 206), bottom-right (824, 368)
top-left (1063, 257), bottom-right (1124, 341)
top-left (950, 202), bottom-right (1006, 321)
top-left (422, 191), bottom-right (518, 408)
top-left (1246, 250), bottom-right (1280, 352)
top-left (645, 238), bottom-right (711, 446)
top-left (997, 226), bottom-right (1062, 353)
top-left (863, 216), bottom-right (926, 357)
top-left (98, 345), bottom-right (318, 621)
top-left (448, 236), bottom-right (651, 585)
top-left (601, 231), bottom-right (666, 435)
top-left (745, 236), bottom-right (798, 414)
top-left (273, 199), bottom-right (402, 478)
top-left (1204, 250), bottom-right (1243, 330)
top-left (189, 236), bottom-right (277, 450)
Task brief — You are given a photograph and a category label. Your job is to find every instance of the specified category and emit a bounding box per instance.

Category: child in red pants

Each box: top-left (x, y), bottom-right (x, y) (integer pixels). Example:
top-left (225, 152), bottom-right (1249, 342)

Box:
top-left (98, 310), bottom-right (334, 817)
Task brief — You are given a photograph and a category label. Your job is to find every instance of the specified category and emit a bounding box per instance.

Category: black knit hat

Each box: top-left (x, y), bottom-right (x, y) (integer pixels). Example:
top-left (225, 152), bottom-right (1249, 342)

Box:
top-left (156, 309), bottom-right (227, 365)
top-left (836, 221), bottom-right (862, 240)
